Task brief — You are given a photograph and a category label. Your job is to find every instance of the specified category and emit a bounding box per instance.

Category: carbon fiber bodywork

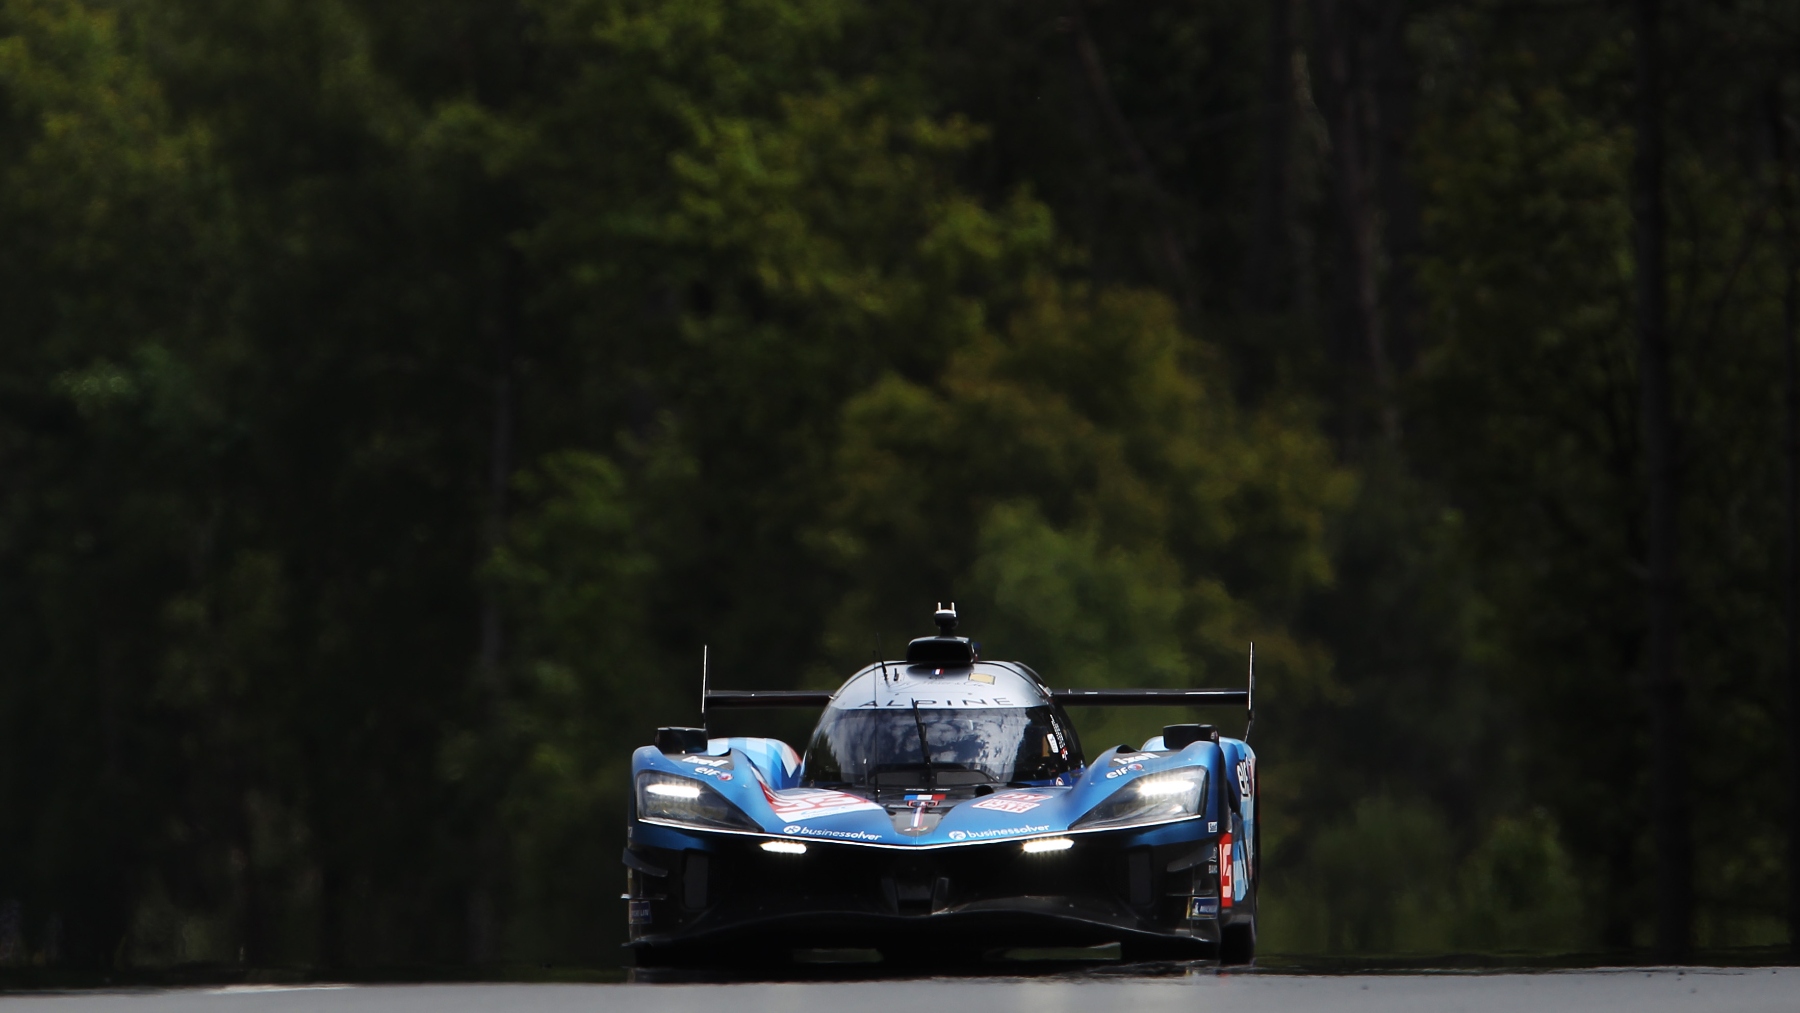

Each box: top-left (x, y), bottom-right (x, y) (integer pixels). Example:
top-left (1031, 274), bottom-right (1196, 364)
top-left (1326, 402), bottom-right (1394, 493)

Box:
top-left (623, 814), bottom-right (1255, 964)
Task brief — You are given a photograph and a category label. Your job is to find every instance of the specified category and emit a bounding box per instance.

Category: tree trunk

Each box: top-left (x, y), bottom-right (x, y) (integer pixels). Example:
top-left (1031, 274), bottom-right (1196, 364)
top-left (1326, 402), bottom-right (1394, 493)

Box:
top-left (317, 861), bottom-right (345, 969)
top-left (1313, 0), bottom-right (1399, 445)
top-left (1370, 0), bottom-right (1422, 378)
top-left (1247, 0), bottom-right (1295, 311)
top-left (235, 793), bottom-right (267, 966)
top-left (477, 254), bottom-right (515, 683)
top-left (1065, 0), bottom-right (1196, 321)
top-left (1785, 165), bottom-right (1799, 964)
top-left (1776, 83), bottom-right (1800, 960)
top-left (468, 244), bottom-right (521, 968)
top-left (1630, 0), bottom-right (1690, 961)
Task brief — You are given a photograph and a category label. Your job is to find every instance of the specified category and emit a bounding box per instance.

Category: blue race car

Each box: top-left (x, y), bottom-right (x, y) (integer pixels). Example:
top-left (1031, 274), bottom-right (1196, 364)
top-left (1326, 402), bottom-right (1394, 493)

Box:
top-left (622, 605), bottom-right (1258, 967)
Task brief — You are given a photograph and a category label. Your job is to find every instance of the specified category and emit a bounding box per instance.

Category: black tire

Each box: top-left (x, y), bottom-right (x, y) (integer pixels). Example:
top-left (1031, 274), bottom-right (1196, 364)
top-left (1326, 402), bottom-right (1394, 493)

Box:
top-left (1219, 920), bottom-right (1256, 965)
top-left (1221, 817), bottom-right (1258, 966)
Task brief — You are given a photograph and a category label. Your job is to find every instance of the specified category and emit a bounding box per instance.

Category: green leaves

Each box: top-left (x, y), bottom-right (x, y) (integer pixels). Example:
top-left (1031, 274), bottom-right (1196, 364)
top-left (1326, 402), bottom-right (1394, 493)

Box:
top-left (19, 0), bottom-right (1794, 970)
top-left (491, 451), bottom-right (655, 670)
top-left (821, 271), bottom-right (1346, 725)
top-left (975, 501), bottom-right (1188, 684)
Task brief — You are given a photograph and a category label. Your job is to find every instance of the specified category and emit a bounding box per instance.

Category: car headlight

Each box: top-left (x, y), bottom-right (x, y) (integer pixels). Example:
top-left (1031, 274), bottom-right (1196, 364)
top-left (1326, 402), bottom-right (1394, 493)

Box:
top-left (635, 772), bottom-right (758, 832)
top-left (1071, 770), bottom-right (1206, 830)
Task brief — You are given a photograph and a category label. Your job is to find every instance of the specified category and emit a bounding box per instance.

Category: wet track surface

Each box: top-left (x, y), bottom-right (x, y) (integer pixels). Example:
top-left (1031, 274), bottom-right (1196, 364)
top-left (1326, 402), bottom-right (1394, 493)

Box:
top-left (5, 967), bottom-right (1796, 1013)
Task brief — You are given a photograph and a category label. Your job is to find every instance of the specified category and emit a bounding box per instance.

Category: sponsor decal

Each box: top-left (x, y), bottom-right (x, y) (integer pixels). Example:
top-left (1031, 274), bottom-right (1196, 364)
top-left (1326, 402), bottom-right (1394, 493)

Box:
top-left (1207, 821), bottom-right (1219, 833)
top-left (1219, 831), bottom-right (1235, 908)
top-left (762, 785), bottom-right (882, 822)
top-left (682, 756), bottom-right (731, 768)
top-left (627, 899), bottom-right (651, 925)
top-left (943, 824), bottom-right (1051, 842)
top-left (782, 825), bottom-right (883, 842)
top-left (969, 672), bottom-right (995, 685)
top-left (971, 791), bottom-right (1050, 814)
top-left (689, 766), bottom-right (732, 782)
top-left (1105, 763), bottom-right (1146, 779)
top-left (970, 800), bottom-right (1038, 814)
top-left (1232, 838), bottom-right (1248, 902)
top-left (1111, 752), bottom-right (1153, 765)
top-left (855, 696), bottom-right (1018, 708)
top-left (1236, 759), bottom-right (1252, 799)
top-left (1190, 897), bottom-right (1220, 918)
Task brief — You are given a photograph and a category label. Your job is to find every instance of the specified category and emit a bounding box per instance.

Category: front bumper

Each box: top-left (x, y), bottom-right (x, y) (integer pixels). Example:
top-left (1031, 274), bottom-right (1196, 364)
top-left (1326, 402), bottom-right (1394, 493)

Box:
top-left (623, 820), bottom-right (1240, 964)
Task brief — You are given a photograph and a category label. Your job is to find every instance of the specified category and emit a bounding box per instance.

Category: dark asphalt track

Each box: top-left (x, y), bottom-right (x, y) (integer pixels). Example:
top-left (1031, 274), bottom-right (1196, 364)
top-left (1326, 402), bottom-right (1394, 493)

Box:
top-left (4, 967), bottom-right (1796, 1013)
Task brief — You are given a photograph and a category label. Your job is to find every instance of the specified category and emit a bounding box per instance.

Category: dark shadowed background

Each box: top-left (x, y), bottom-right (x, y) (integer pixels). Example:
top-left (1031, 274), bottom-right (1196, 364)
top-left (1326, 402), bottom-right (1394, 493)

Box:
top-left (2, 0), bottom-right (1798, 974)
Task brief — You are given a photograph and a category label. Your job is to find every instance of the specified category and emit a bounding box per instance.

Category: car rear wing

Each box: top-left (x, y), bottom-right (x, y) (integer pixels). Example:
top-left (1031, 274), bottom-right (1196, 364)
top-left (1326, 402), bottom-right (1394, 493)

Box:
top-left (1053, 644), bottom-right (1257, 732)
top-left (1049, 688), bottom-right (1245, 706)
top-left (1052, 655), bottom-right (1255, 742)
top-left (703, 689), bottom-right (835, 709)
top-left (702, 644), bottom-right (1257, 739)
top-left (702, 687), bottom-right (1247, 707)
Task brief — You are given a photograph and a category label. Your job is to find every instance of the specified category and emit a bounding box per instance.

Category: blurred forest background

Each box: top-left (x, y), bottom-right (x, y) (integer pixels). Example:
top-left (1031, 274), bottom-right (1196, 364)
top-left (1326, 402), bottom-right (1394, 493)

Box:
top-left (3, 0), bottom-right (1800, 971)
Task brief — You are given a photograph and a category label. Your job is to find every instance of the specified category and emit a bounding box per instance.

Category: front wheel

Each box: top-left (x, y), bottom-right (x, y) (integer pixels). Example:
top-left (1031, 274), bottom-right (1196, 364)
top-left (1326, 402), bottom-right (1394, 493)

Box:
top-left (1219, 919), bottom-right (1256, 965)
top-left (1220, 827), bottom-right (1258, 965)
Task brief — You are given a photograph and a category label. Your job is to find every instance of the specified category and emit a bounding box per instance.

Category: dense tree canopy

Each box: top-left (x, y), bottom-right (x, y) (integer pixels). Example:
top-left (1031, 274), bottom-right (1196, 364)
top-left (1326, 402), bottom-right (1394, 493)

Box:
top-left (1, 0), bottom-right (1798, 970)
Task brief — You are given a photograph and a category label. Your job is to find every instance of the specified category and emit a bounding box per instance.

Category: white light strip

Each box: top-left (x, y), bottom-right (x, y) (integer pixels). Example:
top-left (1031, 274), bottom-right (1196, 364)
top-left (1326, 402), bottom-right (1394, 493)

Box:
top-left (1133, 778), bottom-right (1196, 797)
top-left (760, 840), bottom-right (807, 855)
top-left (635, 815), bottom-right (1200, 850)
top-left (645, 782), bottom-right (702, 799)
top-left (1021, 837), bottom-right (1074, 854)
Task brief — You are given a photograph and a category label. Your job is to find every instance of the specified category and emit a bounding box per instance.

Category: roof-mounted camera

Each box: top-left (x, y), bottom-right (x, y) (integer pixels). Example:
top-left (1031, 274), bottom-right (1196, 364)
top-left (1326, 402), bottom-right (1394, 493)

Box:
top-left (933, 602), bottom-right (958, 635)
top-left (908, 602), bottom-right (976, 665)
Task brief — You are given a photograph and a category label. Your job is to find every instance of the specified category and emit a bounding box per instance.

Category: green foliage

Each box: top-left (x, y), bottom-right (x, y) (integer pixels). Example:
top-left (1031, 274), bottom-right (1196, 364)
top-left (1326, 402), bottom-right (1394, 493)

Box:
top-left (1410, 21), bottom-right (1797, 944)
top-left (1263, 797), bottom-right (1583, 955)
top-left (1455, 810), bottom-right (1585, 953)
top-left (820, 269), bottom-right (1348, 748)
top-left (2, 0), bottom-right (1796, 972)
top-left (477, 451), bottom-right (661, 962)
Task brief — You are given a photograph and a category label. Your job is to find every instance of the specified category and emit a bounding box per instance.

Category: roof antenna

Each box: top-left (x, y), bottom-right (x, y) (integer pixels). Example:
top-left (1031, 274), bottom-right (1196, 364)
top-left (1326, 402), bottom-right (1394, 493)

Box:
top-left (877, 633), bottom-right (890, 684)
top-left (701, 644), bottom-right (709, 720)
top-left (1243, 642), bottom-right (1256, 743)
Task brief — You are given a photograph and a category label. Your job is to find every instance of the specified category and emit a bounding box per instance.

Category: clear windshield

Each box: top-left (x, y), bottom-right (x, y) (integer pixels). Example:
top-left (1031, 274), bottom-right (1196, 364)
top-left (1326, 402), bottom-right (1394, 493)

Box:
top-left (802, 705), bottom-right (1082, 789)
